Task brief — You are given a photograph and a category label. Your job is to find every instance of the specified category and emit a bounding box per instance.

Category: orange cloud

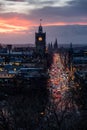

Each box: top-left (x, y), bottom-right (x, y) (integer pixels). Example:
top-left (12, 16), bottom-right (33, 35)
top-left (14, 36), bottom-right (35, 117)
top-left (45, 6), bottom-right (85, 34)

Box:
top-left (0, 17), bottom-right (34, 33)
top-left (44, 22), bottom-right (87, 26)
top-left (0, 16), bottom-right (87, 34)
top-left (44, 22), bottom-right (67, 26)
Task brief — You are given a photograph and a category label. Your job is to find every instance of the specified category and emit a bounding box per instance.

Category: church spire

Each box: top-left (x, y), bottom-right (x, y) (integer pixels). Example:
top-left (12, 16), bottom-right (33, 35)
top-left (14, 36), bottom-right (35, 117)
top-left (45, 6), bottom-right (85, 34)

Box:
top-left (54, 38), bottom-right (58, 49)
top-left (40, 19), bottom-right (42, 26)
top-left (38, 19), bottom-right (43, 33)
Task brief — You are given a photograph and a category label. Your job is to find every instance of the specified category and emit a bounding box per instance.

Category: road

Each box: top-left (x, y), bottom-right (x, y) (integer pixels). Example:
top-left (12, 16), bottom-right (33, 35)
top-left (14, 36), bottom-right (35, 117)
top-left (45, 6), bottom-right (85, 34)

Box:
top-left (41, 53), bottom-right (81, 130)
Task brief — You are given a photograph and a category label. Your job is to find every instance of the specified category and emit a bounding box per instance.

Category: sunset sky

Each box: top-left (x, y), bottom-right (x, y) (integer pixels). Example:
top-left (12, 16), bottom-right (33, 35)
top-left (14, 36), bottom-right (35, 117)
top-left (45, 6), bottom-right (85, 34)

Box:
top-left (0, 0), bottom-right (87, 45)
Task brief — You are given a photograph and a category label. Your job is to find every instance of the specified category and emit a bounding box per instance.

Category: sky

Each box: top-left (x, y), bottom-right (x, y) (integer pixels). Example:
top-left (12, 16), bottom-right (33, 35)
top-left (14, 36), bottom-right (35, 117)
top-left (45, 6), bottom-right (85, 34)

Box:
top-left (0, 0), bottom-right (87, 45)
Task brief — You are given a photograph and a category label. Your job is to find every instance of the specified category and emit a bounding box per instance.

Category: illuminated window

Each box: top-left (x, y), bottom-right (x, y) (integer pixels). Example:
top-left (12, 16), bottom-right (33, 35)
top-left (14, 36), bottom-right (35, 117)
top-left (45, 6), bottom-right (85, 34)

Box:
top-left (15, 63), bottom-right (20, 66)
top-left (14, 68), bottom-right (16, 71)
top-left (0, 68), bottom-right (3, 71)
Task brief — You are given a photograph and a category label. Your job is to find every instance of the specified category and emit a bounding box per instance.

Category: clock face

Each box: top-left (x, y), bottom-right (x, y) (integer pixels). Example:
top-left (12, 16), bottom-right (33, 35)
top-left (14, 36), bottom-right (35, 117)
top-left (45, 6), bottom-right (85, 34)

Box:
top-left (38, 37), bottom-right (42, 41)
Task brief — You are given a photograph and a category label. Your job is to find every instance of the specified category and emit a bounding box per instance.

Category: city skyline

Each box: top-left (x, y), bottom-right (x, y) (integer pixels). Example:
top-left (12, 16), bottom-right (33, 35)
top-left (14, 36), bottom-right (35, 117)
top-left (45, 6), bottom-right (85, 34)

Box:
top-left (0, 0), bottom-right (87, 44)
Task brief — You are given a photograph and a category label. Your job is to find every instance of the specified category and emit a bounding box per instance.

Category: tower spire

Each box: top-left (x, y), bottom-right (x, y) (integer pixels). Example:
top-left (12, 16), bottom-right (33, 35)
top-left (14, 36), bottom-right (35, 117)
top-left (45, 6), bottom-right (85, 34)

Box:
top-left (38, 19), bottom-right (43, 33)
top-left (40, 19), bottom-right (42, 26)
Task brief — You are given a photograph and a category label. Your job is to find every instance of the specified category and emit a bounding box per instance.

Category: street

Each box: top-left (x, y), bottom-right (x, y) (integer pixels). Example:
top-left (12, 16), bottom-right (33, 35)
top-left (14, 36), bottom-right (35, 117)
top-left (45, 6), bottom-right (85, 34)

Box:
top-left (42, 53), bottom-right (81, 130)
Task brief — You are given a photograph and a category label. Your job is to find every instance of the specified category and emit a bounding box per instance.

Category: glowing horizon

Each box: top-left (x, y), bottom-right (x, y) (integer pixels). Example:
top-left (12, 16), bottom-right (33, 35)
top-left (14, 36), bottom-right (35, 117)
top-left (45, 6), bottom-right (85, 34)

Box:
top-left (0, 16), bottom-right (87, 34)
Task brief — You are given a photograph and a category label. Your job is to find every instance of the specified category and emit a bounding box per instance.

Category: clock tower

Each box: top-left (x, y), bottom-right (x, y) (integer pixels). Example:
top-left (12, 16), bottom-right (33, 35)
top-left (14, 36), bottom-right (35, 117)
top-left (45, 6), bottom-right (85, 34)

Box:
top-left (35, 22), bottom-right (46, 57)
